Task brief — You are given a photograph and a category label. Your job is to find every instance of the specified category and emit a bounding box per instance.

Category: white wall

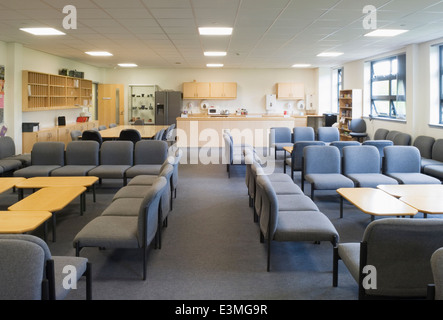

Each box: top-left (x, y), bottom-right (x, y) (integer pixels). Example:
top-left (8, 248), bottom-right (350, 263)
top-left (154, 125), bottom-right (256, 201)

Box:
top-left (103, 67), bottom-right (319, 122)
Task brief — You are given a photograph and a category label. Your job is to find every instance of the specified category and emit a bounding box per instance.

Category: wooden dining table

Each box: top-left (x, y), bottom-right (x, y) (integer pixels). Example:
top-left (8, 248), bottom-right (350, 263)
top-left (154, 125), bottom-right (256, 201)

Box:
top-left (0, 210), bottom-right (52, 241)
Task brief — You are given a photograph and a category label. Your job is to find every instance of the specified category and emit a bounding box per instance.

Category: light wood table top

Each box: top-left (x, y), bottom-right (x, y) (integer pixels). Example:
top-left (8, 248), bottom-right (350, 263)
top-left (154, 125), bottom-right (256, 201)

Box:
top-left (337, 188), bottom-right (418, 219)
top-left (0, 177), bottom-right (26, 194)
top-left (97, 125), bottom-right (168, 139)
top-left (399, 196), bottom-right (443, 215)
top-left (9, 186), bottom-right (86, 212)
top-left (377, 184), bottom-right (443, 198)
top-left (15, 176), bottom-right (98, 189)
top-left (283, 146), bottom-right (293, 153)
top-left (0, 210), bottom-right (51, 234)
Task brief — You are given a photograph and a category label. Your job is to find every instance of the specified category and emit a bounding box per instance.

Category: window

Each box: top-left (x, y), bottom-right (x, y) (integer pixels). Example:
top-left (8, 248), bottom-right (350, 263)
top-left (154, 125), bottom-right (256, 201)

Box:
top-left (439, 45), bottom-right (443, 124)
top-left (337, 68), bottom-right (343, 112)
top-left (332, 68), bottom-right (343, 112)
top-left (370, 54), bottom-right (406, 119)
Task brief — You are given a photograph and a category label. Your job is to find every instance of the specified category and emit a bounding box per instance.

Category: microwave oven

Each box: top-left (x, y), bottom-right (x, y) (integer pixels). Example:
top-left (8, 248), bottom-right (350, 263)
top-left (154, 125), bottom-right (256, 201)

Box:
top-left (208, 107), bottom-right (220, 115)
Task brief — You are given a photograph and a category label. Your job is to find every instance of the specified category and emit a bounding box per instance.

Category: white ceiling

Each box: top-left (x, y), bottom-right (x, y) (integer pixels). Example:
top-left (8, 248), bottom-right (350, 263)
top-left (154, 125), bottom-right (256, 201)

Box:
top-left (1, 0), bottom-right (443, 69)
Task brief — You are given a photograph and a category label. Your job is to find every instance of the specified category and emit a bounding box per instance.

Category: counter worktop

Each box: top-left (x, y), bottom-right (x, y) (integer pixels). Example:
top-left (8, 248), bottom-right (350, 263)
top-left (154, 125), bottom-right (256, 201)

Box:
top-left (177, 113), bottom-right (320, 121)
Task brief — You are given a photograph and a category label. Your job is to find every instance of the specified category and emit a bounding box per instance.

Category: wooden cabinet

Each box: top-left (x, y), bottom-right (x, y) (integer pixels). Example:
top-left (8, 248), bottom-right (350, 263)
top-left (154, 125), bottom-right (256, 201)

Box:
top-left (183, 82), bottom-right (237, 99)
top-left (209, 82), bottom-right (237, 99)
top-left (277, 82), bottom-right (305, 100)
top-left (23, 70), bottom-right (93, 111)
top-left (57, 124), bottom-right (75, 146)
top-left (338, 89), bottom-right (362, 141)
top-left (22, 127), bottom-right (58, 153)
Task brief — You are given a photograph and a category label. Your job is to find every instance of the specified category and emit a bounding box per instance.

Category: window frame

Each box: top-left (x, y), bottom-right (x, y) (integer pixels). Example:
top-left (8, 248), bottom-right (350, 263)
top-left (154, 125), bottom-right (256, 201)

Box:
top-left (370, 54), bottom-right (406, 119)
top-left (439, 45), bottom-right (443, 124)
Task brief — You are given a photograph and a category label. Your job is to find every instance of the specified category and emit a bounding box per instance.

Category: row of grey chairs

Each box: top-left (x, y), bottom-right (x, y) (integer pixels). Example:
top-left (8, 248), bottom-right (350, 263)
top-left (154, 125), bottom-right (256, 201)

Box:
top-left (244, 149), bottom-right (339, 272)
top-left (73, 170), bottom-right (171, 280)
top-left (0, 136), bottom-right (31, 175)
top-left (301, 145), bottom-right (441, 204)
top-left (12, 140), bottom-right (182, 191)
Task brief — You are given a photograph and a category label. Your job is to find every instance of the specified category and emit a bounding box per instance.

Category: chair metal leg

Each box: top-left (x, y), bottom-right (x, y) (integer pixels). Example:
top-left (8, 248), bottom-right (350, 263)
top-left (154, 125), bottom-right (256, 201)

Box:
top-left (340, 196), bottom-right (344, 219)
top-left (333, 246), bottom-right (339, 287)
top-left (142, 247), bottom-right (147, 281)
top-left (85, 262), bottom-right (92, 300)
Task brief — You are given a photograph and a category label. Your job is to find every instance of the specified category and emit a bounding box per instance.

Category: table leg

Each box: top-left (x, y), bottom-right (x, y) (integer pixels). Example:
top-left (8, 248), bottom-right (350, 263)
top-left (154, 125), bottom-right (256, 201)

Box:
top-left (52, 213), bottom-right (56, 242)
top-left (340, 196), bottom-right (343, 219)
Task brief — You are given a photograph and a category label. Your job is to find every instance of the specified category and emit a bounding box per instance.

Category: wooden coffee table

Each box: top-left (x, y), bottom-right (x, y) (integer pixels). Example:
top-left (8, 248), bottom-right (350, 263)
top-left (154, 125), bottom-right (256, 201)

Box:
top-left (377, 184), bottom-right (443, 198)
top-left (0, 210), bottom-right (52, 241)
top-left (0, 177), bottom-right (26, 194)
top-left (15, 176), bottom-right (98, 205)
top-left (337, 187), bottom-right (418, 221)
top-left (9, 186), bottom-right (86, 242)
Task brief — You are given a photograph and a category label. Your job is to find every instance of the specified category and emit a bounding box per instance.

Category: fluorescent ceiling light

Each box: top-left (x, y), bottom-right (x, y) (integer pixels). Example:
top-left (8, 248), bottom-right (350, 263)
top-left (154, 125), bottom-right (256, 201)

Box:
top-left (364, 29), bottom-right (408, 37)
top-left (292, 64), bottom-right (311, 68)
top-left (118, 63), bottom-right (138, 67)
top-left (204, 51), bottom-right (227, 57)
top-left (20, 27), bottom-right (65, 36)
top-left (207, 64), bottom-right (224, 68)
top-left (199, 27), bottom-right (233, 35)
top-left (85, 51), bottom-right (113, 56)
top-left (317, 52), bottom-right (343, 57)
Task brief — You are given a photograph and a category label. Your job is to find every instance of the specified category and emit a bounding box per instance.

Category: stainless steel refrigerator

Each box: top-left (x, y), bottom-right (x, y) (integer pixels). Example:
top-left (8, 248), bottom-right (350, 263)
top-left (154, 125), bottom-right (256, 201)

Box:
top-left (155, 91), bottom-right (183, 125)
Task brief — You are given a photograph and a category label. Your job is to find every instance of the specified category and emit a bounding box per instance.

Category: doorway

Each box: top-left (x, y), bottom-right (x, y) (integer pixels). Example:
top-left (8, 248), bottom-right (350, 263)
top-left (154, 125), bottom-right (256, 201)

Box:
top-left (97, 84), bottom-right (125, 127)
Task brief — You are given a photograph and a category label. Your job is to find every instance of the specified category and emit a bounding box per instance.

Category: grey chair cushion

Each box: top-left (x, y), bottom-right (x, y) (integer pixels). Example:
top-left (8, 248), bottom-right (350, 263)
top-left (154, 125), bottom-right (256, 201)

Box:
top-left (318, 127), bottom-right (339, 143)
top-left (31, 142), bottom-right (65, 166)
top-left (88, 165), bottom-right (131, 179)
top-left (386, 172), bottom-right (441, 184)
top-left (373, 128), bottom-right (389, 140)
top-left (273, 211), bottom-right (339, 242)
top-left (431, 248), bottom-right (443, 300)
top-left (422, 165), bottom-right (443, 180)
top-left (99, 141), bottom-right (133, 166)
top-left (413, 136), bottom-right (435, 159)
top-left (53, 255), bottom-right (88, 300)
top-left (345, 173), bottom-right (398, 188)
top-left (125, 164), bottom-right (162, 178)
top-left (3, 154), bottom-right (31, 166)
top-left (0, 159), bottom-right (22, 171)
top-left (293, 127), bottom-right (315, 142)
top-left (305, 173), bottom-right (355, 189)
top-left (102, 198), bottom-right (144, 217)
top-left (276, 194), bottom-right (319, 211)
top-left (128, 175), bottom-right (158, 186)
top-left (13, 165), bottom-right (61, 177)
top-left (65, 141), bottom-right (99, 165)
top-left (134, 140), bottom-right (168, 165)
top-left (73, 216), bottom-right (139, 248)
top-left (421, 158), bottom-right (443, 169)
top-left (51, 165), bottom-right (97, 176)
top-left (431, 139), bottom-right (443, 162)
top-left (270, 181), bottom-right (304, 194)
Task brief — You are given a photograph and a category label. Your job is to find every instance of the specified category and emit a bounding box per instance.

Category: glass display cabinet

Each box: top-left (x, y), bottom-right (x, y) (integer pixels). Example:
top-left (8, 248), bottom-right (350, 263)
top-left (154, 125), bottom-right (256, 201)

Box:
top-left (129, 85), bottom-right (157, 124)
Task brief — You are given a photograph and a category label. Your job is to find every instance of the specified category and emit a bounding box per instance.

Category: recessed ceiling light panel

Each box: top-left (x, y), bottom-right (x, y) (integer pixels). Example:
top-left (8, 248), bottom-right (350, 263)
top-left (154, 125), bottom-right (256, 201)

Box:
top-left (85, 51), bottom-right (113, 56)
top-left (207, 64), bottom-right (224, 68)
top-left (292, 64), bottom-right (311, 68)
top-left (204, 51), bottom-right (227, 57)
top-left (199, 27), bottom-right (233, 35)
top-left (364, 29), bottom-right (408, 37)
top-left (20, 28), bottom-right (65, 36)
top-left (317, 52), bottom-right (343, 57)
top-left (118, 63), bottom-right (138, 67)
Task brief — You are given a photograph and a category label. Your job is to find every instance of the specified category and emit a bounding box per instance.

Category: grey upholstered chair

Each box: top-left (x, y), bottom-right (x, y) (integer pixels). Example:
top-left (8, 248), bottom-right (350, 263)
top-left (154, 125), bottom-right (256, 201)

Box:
top-left (98, 125), bottom-right (107, 131)
top-left (119, 129), bottom-right (142, 146)
top-left (223, 132), bottom-right (252, 178)
top-left (373, 128), bottom-right (389, 140)
top-left (421, 138), bottom-right (443, 168)
top-left (51, 141), bottom-right (99, 176)
top-left (284, 141), bottom-right (325, 181)
top-left (362, 140), bottom-right (393, 170)
top-left (269, 127), bottom-right (292, 160)
top-left (87, 141), bottom-right (134, 186)
top-left (349, 119), bottom-right (368, 142)
top-left (0, 136), bottom-right (31, 166)
top-left (0, 234), bottom-right (91, 300)
top-left (74, 176), bottom-right (167, 280)
top-left (133, 119), bottom-right (144, 125)
top-left (393, 132), bottom-right (412, 145)
top-left (293, 127), bottom-right (315, 142)
top-left (429, 248), bottom-right (443, 300)
top-left (383, 146), bottom-right (441, 184)
top-left (154, 129), bottom-right (165, 140)
top-left (342, 145), bottom-right (398, 188)
top-left (330, 141), bottom-right (361, 157)
top-left (125, 140), bottom-right (168, 178)
top-left (317, 127), bottom-right (340, 144)
top-left (112, 163), bottom-right (174, 248)
top-left (109, 123), bottom-right (117, 128)
top-left (256, 174), bottom-right (339, 272)
top-left (164, 124), bottom-right (176, 145)
top-left (13, 142), bottom-right (65, 178)
top-left (333, 218), bottom-right (443, 299)
top-left (423, 139), bottom-right (443, 180)
top-left (303, 145), bottom-right (354, 198)
top-left (413, 135), bottom-right (436, 166)
top-left (70, 130), bottom-right (82, 141)
top-left (385, 130), bottom-right (400, 142)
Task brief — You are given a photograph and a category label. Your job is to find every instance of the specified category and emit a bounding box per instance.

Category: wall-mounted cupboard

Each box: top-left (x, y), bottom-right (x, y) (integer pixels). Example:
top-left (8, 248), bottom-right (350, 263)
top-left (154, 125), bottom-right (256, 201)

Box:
top-left (277, 82), bottom-right (305, 100)
top-left (183, 82), bottom-right (237, 99)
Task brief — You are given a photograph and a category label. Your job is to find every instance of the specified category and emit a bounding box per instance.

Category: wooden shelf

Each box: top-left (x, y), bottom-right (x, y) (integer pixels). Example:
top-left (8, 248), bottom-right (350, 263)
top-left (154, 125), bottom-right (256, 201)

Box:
top-left (22, 70), bottom-right (93, 111)
top-left (338, 89), bottom-right (362, 141)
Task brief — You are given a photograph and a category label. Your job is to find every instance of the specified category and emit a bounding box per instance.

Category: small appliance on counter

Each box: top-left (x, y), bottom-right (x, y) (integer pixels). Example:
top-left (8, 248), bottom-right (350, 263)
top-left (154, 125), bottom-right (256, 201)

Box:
top-left (208, 107), bottom-right (219, 115)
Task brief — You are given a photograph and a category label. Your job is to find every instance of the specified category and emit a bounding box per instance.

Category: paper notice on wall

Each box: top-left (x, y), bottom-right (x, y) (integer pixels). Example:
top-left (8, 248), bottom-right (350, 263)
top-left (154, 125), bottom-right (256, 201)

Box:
top-left (0, 65), bottom-right (4, 110)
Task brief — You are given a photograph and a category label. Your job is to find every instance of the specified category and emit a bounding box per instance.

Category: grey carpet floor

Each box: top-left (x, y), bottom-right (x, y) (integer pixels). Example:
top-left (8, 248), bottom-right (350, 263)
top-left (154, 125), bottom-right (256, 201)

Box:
top-left (2, 151), bottom-right (428, 301)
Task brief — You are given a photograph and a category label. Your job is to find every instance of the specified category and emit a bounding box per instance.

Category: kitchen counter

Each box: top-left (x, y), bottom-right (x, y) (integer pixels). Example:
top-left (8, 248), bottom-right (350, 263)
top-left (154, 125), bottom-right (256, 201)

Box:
top-left (176, 113), bottom-right (314, 148)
